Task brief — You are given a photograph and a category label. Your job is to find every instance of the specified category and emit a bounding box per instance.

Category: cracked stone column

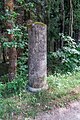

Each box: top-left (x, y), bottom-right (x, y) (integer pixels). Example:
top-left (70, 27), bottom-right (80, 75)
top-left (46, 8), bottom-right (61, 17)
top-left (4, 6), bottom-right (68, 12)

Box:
top-left (28, 22), bottom-right (48, 92)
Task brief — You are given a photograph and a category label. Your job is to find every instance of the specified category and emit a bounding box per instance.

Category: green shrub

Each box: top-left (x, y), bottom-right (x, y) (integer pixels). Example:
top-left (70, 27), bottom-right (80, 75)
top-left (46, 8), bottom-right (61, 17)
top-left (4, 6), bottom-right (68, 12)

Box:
top-left (48, 35), bottom-right (80, 73)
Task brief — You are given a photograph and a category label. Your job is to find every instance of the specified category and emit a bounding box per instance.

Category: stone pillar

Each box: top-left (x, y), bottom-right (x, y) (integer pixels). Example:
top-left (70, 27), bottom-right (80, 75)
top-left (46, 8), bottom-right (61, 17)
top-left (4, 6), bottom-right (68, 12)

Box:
top-left (28, 22), bottom-right (48, 92)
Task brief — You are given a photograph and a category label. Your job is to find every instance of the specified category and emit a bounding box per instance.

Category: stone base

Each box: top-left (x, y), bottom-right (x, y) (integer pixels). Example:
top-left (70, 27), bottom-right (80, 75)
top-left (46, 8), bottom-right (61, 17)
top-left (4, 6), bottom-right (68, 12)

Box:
top-left (28, 84), bottom-right (48, 92)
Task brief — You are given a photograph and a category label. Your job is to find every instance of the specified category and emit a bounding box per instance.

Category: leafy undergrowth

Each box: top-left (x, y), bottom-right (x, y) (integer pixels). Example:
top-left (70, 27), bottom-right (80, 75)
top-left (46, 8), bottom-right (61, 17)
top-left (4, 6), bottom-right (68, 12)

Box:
top-left (0, 72), bottom-right (80, 119)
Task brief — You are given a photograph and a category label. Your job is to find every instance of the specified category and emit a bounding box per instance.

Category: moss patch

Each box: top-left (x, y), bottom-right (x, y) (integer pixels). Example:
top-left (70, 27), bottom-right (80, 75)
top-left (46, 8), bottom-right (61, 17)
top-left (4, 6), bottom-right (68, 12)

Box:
top-left (34, 22), bottom-right (46, 27)
top-left (27, 21), bottom-right (46, 29)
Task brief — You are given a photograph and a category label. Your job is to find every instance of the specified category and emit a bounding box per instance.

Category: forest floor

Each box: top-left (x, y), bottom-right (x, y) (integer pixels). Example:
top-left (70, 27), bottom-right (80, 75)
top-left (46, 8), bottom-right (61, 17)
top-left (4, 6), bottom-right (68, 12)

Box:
top-left (11, 72), bottom-right (80, 120)
top-left (0, 87), bottom-right (80, 120)
top-left (10, 85), bottom-right (80, 120)
top-left (0, 60), bottom-right (80, 120)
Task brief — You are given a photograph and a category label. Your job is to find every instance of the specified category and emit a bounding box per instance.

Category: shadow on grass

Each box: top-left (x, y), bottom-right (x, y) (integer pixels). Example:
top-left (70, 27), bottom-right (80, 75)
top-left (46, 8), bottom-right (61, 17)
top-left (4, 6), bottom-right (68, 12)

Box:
top-left (0, 63), bottom-right (8, 78)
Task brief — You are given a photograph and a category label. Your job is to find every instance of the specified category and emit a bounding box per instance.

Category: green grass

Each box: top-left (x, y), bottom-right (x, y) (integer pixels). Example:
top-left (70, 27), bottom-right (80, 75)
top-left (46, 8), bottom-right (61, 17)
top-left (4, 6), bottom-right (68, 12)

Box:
top-left (0, 71), bottom-right (80, 119)
top-left (48, 72), bottom-right (80, 97)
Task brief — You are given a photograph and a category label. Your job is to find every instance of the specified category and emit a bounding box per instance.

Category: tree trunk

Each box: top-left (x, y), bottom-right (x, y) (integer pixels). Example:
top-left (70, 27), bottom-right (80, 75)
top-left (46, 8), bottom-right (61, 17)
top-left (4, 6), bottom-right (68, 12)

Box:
top-left (60, 0), bottom-right (65, 34)
top-left (4, 0), bottom-right (17, 81)
top-left (78, 29), bottom-right (80, 43)
top-left (28, 22), bottom-right (48, 92)
top-left (2, 48), bottom-right (7, 63)
top-left (69, 0), bottom-right (73, 37)
top-left (8, 47), bottom-right (17, 81)
top-left (36, 2), bottom-right (42, 21)
top-left (60, 0), bottom-right (65, 49)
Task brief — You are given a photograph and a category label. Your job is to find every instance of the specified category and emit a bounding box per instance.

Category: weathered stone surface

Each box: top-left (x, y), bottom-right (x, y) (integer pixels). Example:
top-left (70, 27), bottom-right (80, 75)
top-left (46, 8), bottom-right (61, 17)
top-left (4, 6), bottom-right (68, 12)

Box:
top-left (28, 22), bottom-right (48, 91)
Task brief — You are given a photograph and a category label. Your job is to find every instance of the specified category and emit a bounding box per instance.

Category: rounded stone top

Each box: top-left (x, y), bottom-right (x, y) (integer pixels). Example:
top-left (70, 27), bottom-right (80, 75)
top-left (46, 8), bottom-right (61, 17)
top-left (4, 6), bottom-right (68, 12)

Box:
top-left (33, 22), bottom-right (46, 27)
top-left (27, 21), bottom-right (46, 28)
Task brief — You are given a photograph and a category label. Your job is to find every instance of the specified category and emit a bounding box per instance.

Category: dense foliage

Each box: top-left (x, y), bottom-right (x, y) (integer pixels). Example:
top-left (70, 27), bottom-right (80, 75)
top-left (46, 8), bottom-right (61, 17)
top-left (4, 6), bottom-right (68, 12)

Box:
top-left (0, 0), bottom-right (80, 94)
